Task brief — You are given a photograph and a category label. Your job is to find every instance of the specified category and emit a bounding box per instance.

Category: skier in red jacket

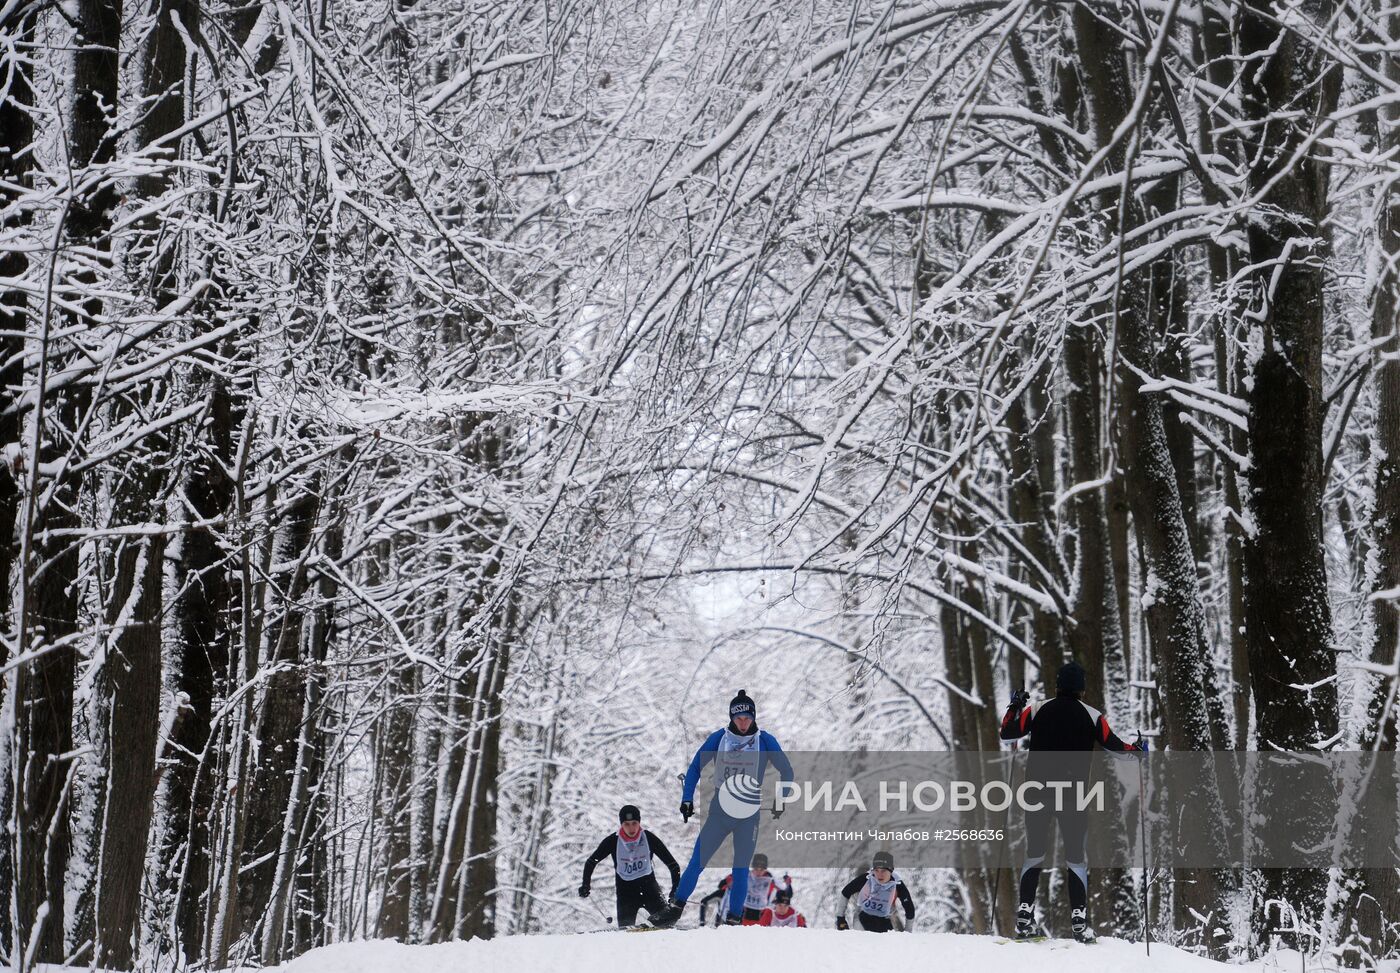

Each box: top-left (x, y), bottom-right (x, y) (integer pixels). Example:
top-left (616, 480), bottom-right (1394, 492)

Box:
top-left (999, 660), bottom-right (1146, 943)
top-left (758, 888), bottom-right (806, 928)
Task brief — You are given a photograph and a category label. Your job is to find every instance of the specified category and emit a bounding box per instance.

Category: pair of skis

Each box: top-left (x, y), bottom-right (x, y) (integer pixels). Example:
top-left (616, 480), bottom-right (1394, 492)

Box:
top-left (993, 936), bottom-right (1093, 948)
top-left (582, 925), bottom-right (671, 934)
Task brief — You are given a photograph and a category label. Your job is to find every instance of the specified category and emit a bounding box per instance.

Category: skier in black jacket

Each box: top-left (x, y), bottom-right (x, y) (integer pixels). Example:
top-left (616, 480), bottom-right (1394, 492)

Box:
top-left (835, 851), bottom-right (915, 932)
top-left (999, 660), bottom-right (1145, 943)
top-left (580, 805), bottom-right (682, 927)
top-left (697, 875), bottom-right (731, 927)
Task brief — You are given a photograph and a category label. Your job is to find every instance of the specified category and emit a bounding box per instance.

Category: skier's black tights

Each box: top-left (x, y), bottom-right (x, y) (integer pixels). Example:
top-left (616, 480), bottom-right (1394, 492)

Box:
top-left (857, 913), bottom-right (895, 932)
top-left (616, 875), bottom-right (667, 926)
top-left (1017, 805), bottom-right (1088, 910)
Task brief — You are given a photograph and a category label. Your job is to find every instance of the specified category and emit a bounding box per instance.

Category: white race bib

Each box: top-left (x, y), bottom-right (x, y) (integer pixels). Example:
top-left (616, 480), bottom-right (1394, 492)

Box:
top-left (745, 874), bottom-right (776, 911)
top-left (857, 871), bottom-right (899, 918)
top-left (615, 831), bottom-right (653, 881)
top-left (768, 909), bottom-right (801, 928)
top-left (715, 729), bottom-right (761, 783)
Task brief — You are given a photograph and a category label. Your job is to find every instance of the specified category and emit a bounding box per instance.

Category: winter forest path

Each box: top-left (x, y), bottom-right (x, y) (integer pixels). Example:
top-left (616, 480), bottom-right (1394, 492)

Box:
top-left (258, 930), bottom-right (1332, 973)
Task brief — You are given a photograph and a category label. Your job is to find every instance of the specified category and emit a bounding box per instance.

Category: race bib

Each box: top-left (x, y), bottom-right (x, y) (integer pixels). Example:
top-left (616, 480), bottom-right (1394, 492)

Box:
top-left (615, 832), bottom-right (653, 881)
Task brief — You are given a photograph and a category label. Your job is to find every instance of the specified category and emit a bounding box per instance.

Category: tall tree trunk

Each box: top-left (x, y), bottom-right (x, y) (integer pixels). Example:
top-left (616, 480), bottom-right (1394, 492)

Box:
top-left (375, 664), bottom-right (416, 940)
top-left (1237, 0), bottom-right (1341, 926)
top-left (0, 0), bottom-right (36, 636)
top-left (1196, 4), bottom-right (1251, 747)
top-left (239, 488), bottom-right (318, 939)
top-left (1361, 6), bottom-right (1400, 761)
top-left (507, 659), bottom-right (563, 935)
top-left (1005, 37), bottom-right (1072, 689)
top-left (1063, 321), bottom-right (1124, 705)
top-left (92, 3), bottom-right (198, 966)
top-left (93, 532), bottom-right (163, 971)
top-left (264, 481), bottom-right (342, 964)
top-left (1334, 8), bottom-right (1400, 959)
top-left (203, 461), bottom-right (270, 967)
top-left (163, 374), bottom-right (237, 962)
top-left (456, 622), bottom-right (508, 940)
top-left (0, 5), bottom-right (40, 956)
top-left (1006, 369), bottom-right (1069, 679)
top-left (409, 674), bottom-right (441, 940)
top-left (14, 0), bottom-right (122, 961)
top-left (1070, 6), bottom-right (1232, 951)
top-left (1061, 293), bottom-right (1123, 704)
top-left (159, 4), bottom-right (269, 961)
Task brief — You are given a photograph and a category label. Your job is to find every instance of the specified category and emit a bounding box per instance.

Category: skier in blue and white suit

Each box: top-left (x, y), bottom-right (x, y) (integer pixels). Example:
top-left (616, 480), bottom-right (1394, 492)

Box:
top-left (650, 690), bottom-right (793, 927)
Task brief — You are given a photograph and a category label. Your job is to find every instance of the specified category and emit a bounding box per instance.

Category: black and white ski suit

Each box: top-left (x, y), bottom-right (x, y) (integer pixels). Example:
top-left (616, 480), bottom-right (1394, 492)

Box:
top-left (582, 829), bottom-right (682, 926)
top-left (838, 870), bottom-right (915, 932)
top-left (999, 691), bottom-right (1141, 912)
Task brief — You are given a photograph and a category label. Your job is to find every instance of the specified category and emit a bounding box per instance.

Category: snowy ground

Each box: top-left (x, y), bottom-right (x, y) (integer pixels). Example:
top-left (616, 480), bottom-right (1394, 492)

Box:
top-left (258, 930), bottom-right (1353, 973)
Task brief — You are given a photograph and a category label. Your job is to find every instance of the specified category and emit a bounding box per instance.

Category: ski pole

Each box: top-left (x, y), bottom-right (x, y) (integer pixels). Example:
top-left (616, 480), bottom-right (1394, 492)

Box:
top-left (587, 894), bottom-right (614, 927)
top-left (1138, 740), bottom-right (1150, 957)
top-left (989, 682), bottom-right (1023, 937)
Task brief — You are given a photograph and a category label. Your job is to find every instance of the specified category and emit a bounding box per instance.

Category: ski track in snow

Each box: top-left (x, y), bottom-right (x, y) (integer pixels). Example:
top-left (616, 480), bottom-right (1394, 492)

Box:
top-left (252, 931), bottom-right (1384, 973)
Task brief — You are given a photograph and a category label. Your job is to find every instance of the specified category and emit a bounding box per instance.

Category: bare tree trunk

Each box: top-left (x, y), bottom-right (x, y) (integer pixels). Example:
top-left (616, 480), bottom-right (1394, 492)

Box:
top-left (203, 466), bottom-right (269, 967)
top-left (93, 533), bottom-right (162, 971)
top-left (507, 655), bottom-right (563, 935)
top-left (163, 374), bottom-right (238, 962)
top-left (1192, 0), bottom-right (1253, 750)
top-left (265, 484), bottom-right (342, 964)
top-left (375, 659), bottom-right (416, 940)
top-left (14, 0), bottom-right (122, 961)
top-left (1044, 11), bottom-right (1123, 708)
top-left (0, 0), bottom-right (35, 636)
top-left (1237, 0), bottom-right (1341, 925)
top-left (160, 6), bottom-right (269, 962)
top-left (0, 5), bottom-right (40, 956)
top-left (1105, 472), bottom-right (1132, 691)
top-left (1063, 320), bottom-right (1123, 706)
top-left (240, 488), bottom-right (318, 939)
top-left (409, 685), bottom-right (440, 940)
top-left (369, 543), bottom-right (411, 940)
top-left (1334, 8), bottom-right (1400, 958)
top-left (1006, 371), bottom-right (1069, 677)
top-left (456, 622), bottom-right (508, 940)
top-left (1070, 6), bottom-right (1232, 950)
top-left (1361, 8), bottom-right (1400, 760)
top-left (92, 4), bottom-right (199, 966)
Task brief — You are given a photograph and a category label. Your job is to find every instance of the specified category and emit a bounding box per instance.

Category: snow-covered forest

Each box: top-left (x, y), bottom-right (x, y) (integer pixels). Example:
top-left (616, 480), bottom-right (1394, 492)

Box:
top-left (1, 0), bottom-right (1398, 967)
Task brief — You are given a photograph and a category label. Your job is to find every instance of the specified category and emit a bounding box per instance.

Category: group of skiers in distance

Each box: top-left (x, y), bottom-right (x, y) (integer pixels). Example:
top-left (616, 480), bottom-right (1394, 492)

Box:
top-left (580, 688), bottom-right (914, 931)
top-left (581, 668), bottom-right (1140, 941)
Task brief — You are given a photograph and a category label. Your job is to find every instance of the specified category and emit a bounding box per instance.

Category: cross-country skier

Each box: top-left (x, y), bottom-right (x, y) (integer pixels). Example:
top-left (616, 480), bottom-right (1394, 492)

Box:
top-left (836, 851), bottom-right (915, 932)
top-left (579, 804), bottom-right (682, 927)
top-left (739, 854), bottom-right (792, 924)
top-left (999, 660), bottom-right (1146, 943)
top-left (759, 888), bottom-right (806, 927)
top-left (698, 875), bottom-right (731, 927)
top-left (650, 690), bottom-right (795, 927)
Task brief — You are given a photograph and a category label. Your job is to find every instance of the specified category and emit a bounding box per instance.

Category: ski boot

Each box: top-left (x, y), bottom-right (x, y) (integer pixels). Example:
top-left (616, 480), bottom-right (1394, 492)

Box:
top-left (1071, 908), bottom-right (1097, 944)
top-left (649, 895), bottom-right (686, 928)
top-left (1014, 903), bottom-right (1038, 940)
top-left (723, 913), bottom-right (743, 926)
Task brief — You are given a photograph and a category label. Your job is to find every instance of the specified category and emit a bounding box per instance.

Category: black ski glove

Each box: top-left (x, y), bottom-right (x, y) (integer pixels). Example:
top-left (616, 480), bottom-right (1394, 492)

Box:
top-left (578, 884), bottom-right (590, 898)
top-left (836, 916), bottom-right (849, 930)
top-left (770, 802), bottom-right (784, 821)
top-left (680, 800), bottom-right (694, 822)
top-left (1010, 689), bottom-right (1030, 709)
top-left (1132, 734), bottom-right (1150, 756)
